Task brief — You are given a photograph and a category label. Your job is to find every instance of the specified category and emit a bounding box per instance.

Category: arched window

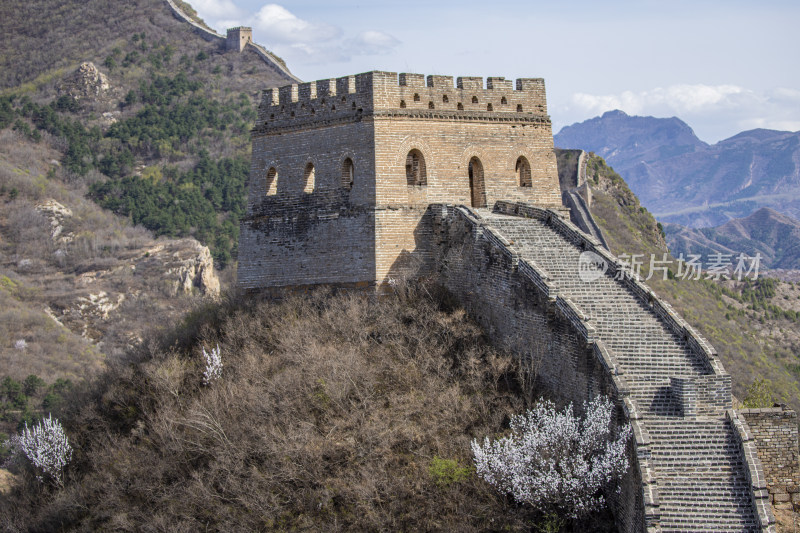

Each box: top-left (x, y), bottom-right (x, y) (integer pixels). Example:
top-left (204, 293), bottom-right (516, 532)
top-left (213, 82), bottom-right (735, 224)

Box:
top-left (471, 96), bottom-right (478, 103)
top-left (341, 158), bottom-right (354, 190)
top-left (457, 103), bottom-right (464, 110)
top-left (487, 103), bottom-right (493, 111)
top-left (266, 167), bottom-right (278, 196)
top-left (442, 95), bottom-right (449, 103)
top-left (405, 149), bottom-right (427, 186)
top-left (516, 156), bottom-right (532, 187)
top-left (468, 157), bottom-right (486, 208)
top-left (413, 93), bottom-right (420, 102)
top-left (400, 100), bottom-right (406, 108)
top-left (303, 163), bottom-right (315, 193)
top-left (501, 96), bottom-right (508, 105)
top-left (517, 104), bottom-right (523, 112)
top-left (428, 101), bottom-right (435, 109)
top-left (331, 105), bottom-right (336, 111)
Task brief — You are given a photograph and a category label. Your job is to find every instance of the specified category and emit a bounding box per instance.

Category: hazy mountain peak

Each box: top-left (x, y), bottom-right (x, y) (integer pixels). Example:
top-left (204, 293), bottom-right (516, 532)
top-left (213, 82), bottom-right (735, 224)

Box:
top-left (555, 111), bottom-right (800, 227)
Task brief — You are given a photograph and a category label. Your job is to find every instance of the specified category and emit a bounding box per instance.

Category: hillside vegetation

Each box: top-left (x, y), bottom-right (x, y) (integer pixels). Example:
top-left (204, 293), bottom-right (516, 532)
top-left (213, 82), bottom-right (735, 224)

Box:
top-left (1, 0), bottom-right (293, 266)
top-left (584, 153), bottom-right (800, 411)
top-left (0, 288), bottom-right (615, 531)
top-left (0, 0), bottom-right (298, 405)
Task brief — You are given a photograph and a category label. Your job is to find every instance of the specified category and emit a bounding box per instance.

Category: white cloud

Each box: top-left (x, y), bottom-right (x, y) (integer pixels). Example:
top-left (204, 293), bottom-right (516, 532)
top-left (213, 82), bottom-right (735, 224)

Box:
top-left (571, 84), bottom-right (750, 116)
top-left (189, 0), bottom-right (243, 21)
top-left (345, 31), bottom-right (401, 55)
top-left (251, 4), bottom-right (341, 44)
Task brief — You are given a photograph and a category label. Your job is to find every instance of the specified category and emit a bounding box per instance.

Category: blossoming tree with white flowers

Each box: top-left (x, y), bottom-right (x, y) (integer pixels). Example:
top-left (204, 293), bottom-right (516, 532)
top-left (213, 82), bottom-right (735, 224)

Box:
top-left (5, 414), bottom-right (72, 486)
top-left (472, 396), bottom-right (630, 519)
top-left (202, 344), bottom-right (223, 385)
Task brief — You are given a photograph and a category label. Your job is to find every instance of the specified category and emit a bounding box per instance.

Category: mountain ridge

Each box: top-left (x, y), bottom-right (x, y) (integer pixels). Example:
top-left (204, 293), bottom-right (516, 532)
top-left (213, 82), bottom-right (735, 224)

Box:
top-left (665, 206), bottom-right (800, 270)
top-left (554, 110), bottom-right (800, 228)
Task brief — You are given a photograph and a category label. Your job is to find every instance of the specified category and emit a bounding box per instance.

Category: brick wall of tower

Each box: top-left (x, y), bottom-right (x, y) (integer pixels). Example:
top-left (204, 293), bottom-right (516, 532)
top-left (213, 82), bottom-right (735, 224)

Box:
top-left (740, 406), bottom-right (800, 509)
top-left (239, 112), bottom-right (377, 290)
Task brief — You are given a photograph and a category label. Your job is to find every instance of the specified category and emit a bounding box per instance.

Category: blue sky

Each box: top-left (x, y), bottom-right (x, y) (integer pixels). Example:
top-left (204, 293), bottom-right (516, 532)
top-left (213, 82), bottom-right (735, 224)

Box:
top-left (189, 0), bottom-right (800, 143)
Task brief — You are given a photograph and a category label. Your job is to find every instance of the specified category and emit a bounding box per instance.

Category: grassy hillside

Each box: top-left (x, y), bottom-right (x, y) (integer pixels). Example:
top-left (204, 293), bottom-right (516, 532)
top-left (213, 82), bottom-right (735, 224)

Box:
top-left (0, 288), bottom-right (615, 532)
top-left (585, 153), bottom-right (800, 411)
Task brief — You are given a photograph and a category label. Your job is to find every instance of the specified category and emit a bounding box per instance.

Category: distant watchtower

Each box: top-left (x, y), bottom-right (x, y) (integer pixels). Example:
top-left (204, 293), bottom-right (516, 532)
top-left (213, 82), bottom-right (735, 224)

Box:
top-left (226, 27), bottom-right (252, 52)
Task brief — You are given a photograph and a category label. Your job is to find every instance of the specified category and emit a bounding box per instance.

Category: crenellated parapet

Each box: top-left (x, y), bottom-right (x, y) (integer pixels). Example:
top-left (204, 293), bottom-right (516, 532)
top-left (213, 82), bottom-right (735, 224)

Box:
top-left (254, 71), bottom-right (551, 134)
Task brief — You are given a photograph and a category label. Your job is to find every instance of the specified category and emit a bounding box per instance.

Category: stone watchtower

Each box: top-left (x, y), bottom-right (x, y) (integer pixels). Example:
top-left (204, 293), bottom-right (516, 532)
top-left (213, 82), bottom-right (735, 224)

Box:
top-left (237, 71), bottom-right (563, 292)
top-left (226, 27), bottom-right (252, 52)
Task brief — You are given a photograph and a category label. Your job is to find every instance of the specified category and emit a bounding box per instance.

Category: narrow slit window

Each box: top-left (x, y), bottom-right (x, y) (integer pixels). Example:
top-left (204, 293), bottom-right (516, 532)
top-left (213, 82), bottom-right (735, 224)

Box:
top-left (266, 167), bottom-right (277, 195)
top-left (341, 158), bottom-right (354, 190)
top-left (405, 150), bottom-right (427, 186)
top-left (516, 156), bottom-right (532, 187)
top-left (400, 100), bottom-right (406, 108)
top-left (487, 103), bottom-right (493, 111)
top-left (517, 104), bottom-right (523, 112)
top-left (304, 163), bottom-right (315, 193)
top-left (413, 93), bottom-right (420, 102)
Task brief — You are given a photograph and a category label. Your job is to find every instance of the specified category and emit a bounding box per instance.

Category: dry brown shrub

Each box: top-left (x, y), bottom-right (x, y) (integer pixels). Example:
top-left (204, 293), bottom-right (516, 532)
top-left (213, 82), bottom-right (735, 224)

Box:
top-left (0, 288), bottom-right (614, 532)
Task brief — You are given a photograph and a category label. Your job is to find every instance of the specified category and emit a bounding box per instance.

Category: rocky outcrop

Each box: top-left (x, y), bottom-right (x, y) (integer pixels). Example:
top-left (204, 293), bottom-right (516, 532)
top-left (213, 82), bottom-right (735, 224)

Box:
top-left (57, 62), bottom-right (110, 101)
top-left (35, 199), bottom-right (73, 242)
top-left (29, 198), bottom-right (220, 344)
top-left (139, 239), bottom-right (221, 298)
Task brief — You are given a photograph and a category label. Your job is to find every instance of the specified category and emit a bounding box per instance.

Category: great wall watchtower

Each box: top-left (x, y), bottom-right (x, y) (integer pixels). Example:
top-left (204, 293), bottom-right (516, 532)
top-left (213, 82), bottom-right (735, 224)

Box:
top-left (226, 27), bottom-right (252, 52)
top-left (238, 70), bottom-right (562, 291)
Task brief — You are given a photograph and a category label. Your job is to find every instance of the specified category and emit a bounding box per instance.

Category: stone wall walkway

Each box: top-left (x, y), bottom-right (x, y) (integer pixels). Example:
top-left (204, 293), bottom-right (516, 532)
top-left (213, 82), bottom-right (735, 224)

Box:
top-left (467, 205), bottom-right (772, 531)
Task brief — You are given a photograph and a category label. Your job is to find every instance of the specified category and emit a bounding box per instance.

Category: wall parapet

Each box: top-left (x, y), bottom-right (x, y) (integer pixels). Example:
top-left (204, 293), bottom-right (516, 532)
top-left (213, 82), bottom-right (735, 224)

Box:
top-left (728, 410), bottom-right (777, 531)
top-left (493, 200), bottom-right (732, 415)
top-left (255, 71), bottom-right (552, 131)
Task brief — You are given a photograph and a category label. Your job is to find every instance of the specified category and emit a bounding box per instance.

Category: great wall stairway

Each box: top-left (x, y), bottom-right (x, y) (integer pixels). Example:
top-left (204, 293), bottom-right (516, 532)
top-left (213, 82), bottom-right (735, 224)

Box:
top-left (442, 202), bottom-right (775, 532)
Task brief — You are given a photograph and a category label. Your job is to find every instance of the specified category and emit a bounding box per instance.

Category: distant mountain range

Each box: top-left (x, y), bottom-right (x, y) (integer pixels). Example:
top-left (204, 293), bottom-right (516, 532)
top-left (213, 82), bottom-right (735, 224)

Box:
top-left (554, 110), bottom-right (800, 228)
top-left (664, 207), bottom-right (800, 270)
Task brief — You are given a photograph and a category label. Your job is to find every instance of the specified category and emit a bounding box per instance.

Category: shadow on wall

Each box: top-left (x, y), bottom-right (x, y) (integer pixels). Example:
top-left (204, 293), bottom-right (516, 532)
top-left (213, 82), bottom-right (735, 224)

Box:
top-left (240, 189), bottom-right (377, 290)
top-left (381, 207), bottom-right (440, 291)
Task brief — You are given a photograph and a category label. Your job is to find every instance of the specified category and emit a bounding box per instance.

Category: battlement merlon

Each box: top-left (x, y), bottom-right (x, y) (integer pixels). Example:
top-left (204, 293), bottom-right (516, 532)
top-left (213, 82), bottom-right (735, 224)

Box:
top-left (255, 71), bottom-right (550, 123)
